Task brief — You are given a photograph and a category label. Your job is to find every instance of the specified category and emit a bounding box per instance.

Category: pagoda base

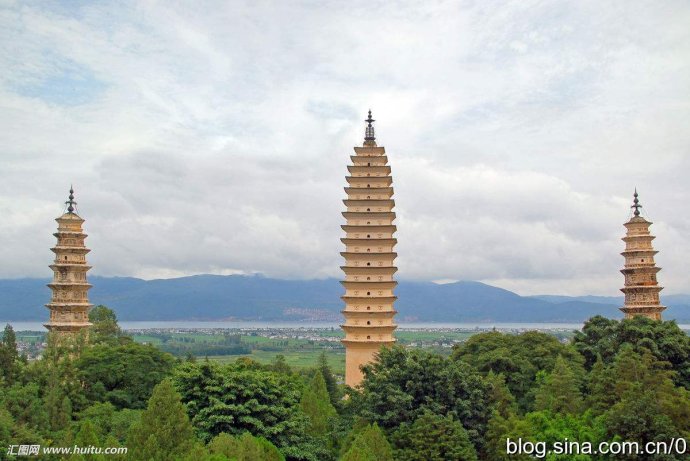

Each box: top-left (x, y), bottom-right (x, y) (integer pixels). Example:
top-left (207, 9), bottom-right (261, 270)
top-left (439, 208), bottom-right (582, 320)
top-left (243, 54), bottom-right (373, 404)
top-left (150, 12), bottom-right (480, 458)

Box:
top-left (343, 339), bottom-right (395, 387)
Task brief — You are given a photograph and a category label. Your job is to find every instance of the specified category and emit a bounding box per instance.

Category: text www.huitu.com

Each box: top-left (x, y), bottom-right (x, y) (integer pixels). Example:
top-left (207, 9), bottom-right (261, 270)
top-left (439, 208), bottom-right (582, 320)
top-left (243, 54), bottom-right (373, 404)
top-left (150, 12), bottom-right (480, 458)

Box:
top-left (6, 444), bottom-right (127, 457)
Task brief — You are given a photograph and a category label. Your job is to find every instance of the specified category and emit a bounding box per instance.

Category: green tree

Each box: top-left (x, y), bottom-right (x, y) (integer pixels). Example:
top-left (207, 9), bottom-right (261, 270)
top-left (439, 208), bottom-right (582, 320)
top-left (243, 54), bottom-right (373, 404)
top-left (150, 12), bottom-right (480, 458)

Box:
top-left (485, 372), bottom-right (517, 418)
top-left (127, 378), bottom-right (197, 461)
top-left (603, 346), bottom-right (690, 433)
top-left (77, 342), bottom-right (175, 409)
top-left (174, 361), bottom-right (315, 459)
top-left (524, 410), bottom-right (606, 461)
top-left (208, 432), bottom-right (285, 461)
top-left (0, 406), bottom-right (14, 456)
top-left (603, 390), bottom-right (684, 460)
top-left (341, 423), bottom-right (393, 461)
top-left (42, 332), bottom-right (90, 413)
top-left (484, 411), bottom-right (532, 461)
top-left (0, 403), bottom-right (45, 456)
top-left (301, 371), bottom-right (337, 437)
top-left (0, 382), bottom-right (49, 431)
top-left (586, 355), bottom-right (617, 414)
top-left (271, 355), bottom-right (292, 374)
top-left (0, 324), bottom-right (19, 385)
top-left (351, 347), bottom-right (491, 450)
top-left (317, 352), bottom-right (342, 409)
top-left (77, 402), bottom-right (141, 444)
top-left (69, 420), bottom-right (105, 461)
top-left (453, 331), bottom-right (584, 410)
top-left (88, 305), bottom-right (124, 345)
top-left (534, 356), bottom-right (583, 414)
top-left (392, 412), bottom-right (477, 461)
top-left (573, 315), bottom-right (690, 389)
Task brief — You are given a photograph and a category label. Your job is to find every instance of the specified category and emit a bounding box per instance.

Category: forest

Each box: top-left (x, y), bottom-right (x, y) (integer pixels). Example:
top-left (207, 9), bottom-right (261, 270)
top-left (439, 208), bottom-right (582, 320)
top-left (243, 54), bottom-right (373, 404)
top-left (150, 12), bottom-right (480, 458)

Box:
top-left (1, 306), bottom-right (689, 460)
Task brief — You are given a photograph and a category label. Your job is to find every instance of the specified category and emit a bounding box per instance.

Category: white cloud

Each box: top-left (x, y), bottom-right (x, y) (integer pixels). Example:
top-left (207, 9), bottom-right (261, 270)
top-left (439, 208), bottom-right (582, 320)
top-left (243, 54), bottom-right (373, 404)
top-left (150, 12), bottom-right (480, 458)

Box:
top-left (0, 0), bottom-right (688, 296)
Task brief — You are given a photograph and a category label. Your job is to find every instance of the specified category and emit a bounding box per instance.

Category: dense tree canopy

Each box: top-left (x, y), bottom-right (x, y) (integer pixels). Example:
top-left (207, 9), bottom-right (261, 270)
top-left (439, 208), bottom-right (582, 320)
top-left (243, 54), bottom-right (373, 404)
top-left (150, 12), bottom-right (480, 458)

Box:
top-left (453, 331), bottom-right (584, 410)
top-left (573, 316), bottom-right (690, 389)
top-left (391, 411), bottom-right (478, 461)
top-left (77, 342), bottom-right (176, 409)
top-left (1, 310), bottom-right (689, 461)
top-left (351, 346), bottom-right (491, 451)
top-left (173, 360), bottom-right (321, 460)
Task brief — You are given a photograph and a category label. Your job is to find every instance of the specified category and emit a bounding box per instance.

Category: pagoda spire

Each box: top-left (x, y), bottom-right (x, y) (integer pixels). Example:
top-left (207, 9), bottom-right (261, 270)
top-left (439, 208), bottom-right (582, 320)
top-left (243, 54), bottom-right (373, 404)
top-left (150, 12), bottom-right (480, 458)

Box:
top-left (341, 112), bottom-right (398, 386)
top-left (619, 190), bottom-right (666, 320)
top-left (363, 110), bottom-right (376, 147)
top-left (66, 185), bottom-right (76, 213)
top-left (45, 187), bottom-right (94, 336)
top-left (631, 188), bottom-right (641, 216)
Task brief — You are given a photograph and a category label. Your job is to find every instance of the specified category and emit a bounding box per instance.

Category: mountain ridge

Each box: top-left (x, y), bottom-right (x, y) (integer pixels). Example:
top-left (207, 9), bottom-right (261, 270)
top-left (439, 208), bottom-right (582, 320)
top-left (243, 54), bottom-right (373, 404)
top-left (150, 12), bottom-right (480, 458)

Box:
top-left (1, 274), bottom-right (688, 323)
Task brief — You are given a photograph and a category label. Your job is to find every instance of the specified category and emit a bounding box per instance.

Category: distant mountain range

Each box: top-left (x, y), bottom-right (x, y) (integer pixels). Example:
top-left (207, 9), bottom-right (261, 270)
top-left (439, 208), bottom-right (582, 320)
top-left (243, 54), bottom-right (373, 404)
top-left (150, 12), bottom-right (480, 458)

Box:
top-left (1, 275), bottom-right (689, 323)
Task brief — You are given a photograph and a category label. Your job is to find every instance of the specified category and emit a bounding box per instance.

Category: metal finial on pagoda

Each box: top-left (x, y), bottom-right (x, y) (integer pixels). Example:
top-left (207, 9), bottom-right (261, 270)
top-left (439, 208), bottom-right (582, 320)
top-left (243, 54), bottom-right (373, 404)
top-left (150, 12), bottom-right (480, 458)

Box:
top-left (364, 110), bottom-right (376, 146)
top-left (66, 186), bottom-right (76, 213)
top-left (632, 189), bottom-right (641, 217)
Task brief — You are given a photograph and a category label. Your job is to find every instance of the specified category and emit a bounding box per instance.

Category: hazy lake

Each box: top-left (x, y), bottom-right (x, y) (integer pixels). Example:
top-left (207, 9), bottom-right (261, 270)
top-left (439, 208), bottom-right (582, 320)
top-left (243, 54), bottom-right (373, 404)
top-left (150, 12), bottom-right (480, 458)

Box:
top-left (5, 320), bottom-right (688, 332)
top-left (0, 320), bottom-right (649, 331)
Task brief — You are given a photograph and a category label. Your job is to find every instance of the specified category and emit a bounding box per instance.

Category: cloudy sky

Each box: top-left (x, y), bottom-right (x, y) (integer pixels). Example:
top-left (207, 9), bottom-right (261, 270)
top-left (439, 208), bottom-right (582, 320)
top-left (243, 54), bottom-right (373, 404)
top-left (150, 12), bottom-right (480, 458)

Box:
top-left (1, 0), bottom-right (688, 296)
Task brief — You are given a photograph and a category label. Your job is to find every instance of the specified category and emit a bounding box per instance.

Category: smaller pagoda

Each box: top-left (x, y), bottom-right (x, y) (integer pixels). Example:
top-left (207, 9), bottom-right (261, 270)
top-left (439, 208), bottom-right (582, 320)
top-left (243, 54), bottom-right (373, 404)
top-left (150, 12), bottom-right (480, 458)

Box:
top-left (45, 187), bottom-right (94, 335)
top-left (619, 190), bottom-right (666, 320)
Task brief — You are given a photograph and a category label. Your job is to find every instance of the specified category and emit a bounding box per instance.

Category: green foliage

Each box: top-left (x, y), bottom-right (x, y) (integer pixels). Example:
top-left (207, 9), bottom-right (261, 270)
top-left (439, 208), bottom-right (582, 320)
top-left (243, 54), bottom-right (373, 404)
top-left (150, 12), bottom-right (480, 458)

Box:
top-left (485, 371), bottom-right (517, 418)
top-left (0, 382), bottom-right (49, 431)
top-left (603, 346), bottom-right (690, 433)
top-left (77, 402), bottom-right (141, 444)
top-left (484, 411), bottom-right (532, 461)
top-left (0, 406), bottom-right (14, 455)
top-left (42, 333), bottom-right (90, 413)
top-left (453, 331), bottom-right (584, 411)
top-left (208, 432), bottom-right (285, 461)
top-left (586, 356), bottom-right (617, 414)
top-left (573, 315), bottom-right (690, 389)
top-left (0, 402), bottom-right (47, 460)
top-left (88, 305), bottom-right (125, 345)
top-left (0, 324), bottom-right (19, 385)
top-left (351, 346), bottom-right (491, 449)
top-left (301, 371), bottom-right (337, 437)
top-left (603, 391), bottom-right (684, 460)
top-left (317, 351), bottom-right (342, 409)
top-left (77, 342), bottom-right (175, 409)
top-left (271, 354), bottom-right (293, 374)
top-left (526, 410), bottom-right (606, 461)
top-left (173, 361), bottom-right (318, 460)
top-left (127, 378), bottom-right (197, 461)
top-left (392, 412), bottom-right (477, 461)
top-left (69, 420), bottom-right (105, 461)
top-left (1, 315), bottom-right (686, 461)
top-left (534, 356), bottom-right (584, 415)
top-left (341, 423), bottom-right (393, 461)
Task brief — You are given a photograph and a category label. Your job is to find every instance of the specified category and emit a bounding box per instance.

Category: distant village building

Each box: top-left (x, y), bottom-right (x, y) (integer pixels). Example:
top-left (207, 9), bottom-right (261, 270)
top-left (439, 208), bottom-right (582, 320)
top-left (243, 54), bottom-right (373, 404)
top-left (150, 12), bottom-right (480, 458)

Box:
top-left (620, 190), bottom-right (666, 320)
top-left (341, 112), bottom-right (398, 386)
top-left (45, 187), bottom-right (94, 335)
